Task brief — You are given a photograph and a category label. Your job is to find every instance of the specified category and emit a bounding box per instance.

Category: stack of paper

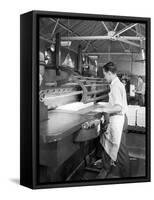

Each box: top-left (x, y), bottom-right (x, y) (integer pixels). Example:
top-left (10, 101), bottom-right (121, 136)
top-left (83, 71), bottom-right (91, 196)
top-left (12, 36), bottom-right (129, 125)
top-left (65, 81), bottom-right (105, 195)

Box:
top-left (127, 105), bottom-right (139, 126)
top-left (57, 102), bottom-right (93, 111)
top-left (136, 107), bottom-right (145, 127)
top-left (97, 102), bottom-right (109, 106)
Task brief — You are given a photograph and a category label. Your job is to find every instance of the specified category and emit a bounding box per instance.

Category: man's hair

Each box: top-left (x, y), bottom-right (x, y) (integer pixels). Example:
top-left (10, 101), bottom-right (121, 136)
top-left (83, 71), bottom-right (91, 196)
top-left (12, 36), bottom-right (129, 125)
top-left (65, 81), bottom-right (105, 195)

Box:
top-left (138, 76), bottom-right (143, 79)
top-left (103, 62), bottom-right (117, 74)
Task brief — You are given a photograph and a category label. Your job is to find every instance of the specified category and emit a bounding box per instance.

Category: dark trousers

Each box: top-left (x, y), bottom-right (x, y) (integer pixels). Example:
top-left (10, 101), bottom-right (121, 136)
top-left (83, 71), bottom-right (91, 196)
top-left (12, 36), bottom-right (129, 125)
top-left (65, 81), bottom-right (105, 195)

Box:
top-left (100, 115), bottom-right (130, 178)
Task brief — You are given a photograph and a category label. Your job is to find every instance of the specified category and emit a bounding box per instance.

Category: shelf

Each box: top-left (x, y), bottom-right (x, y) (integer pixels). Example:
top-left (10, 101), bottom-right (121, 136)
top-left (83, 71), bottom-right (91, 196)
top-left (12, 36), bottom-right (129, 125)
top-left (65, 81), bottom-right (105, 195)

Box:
top-left (128, 125), bottom-right (145, 133)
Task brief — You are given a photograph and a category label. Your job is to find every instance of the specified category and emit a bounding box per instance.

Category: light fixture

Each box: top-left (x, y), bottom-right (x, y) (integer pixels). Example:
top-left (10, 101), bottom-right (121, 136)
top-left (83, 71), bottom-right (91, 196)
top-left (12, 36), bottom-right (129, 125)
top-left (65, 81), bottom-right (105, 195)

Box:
top-left (82, 56), bottom-right (85, 62)
top-left (89, 55), bottom-right (98, 60)
top-left (50, 43), bottom-right (55, 52)
top-left (62, 53), bottom-right (75, 68)
top-left (61, 41), bottom-right (72, 47)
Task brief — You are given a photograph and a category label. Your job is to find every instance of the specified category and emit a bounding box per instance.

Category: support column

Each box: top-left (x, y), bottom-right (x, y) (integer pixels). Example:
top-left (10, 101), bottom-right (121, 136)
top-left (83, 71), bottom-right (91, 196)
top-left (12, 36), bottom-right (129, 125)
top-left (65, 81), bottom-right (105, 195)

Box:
top-left (55, 33), bottom-right (61, 75)
top-left (77, 45), bottom-right (82, 74)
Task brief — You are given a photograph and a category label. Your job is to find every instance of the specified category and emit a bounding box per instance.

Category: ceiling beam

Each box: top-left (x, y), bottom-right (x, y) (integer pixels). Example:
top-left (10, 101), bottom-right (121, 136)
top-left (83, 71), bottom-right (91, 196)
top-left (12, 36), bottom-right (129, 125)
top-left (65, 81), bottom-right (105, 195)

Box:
top-left (49, 18), bottom-right (76, 35)
top-left (61, 35), bottom-right (145, 41)
top-left (117, 38), bottom-right (140, 47)
top-left (62, 36), bottom-right (111, 40)
top-left (121, 22), bottom-right (144, 37)
top-left (114, 23), bottom-right (138, 37)
top-left (50, 18), bottom-right (60, 39)
top-left (101, 21), bottom-right (109, 33)
top-left (83, 22), bottom-right (99, 52)
top-left (138, 24), bottom-right (145, 29)
top-left (49, 18), bottom-right (97, 51)
top-left (41, 34), bottom-right (141, 48)
top-left (114, 22), bottom-right (119, 32)
top-left (119, 41), bottom-right (127, 51)
top-left (119, 36), bottom-right (145, 41)
top-left (82, 52), bottom-right (134, 55)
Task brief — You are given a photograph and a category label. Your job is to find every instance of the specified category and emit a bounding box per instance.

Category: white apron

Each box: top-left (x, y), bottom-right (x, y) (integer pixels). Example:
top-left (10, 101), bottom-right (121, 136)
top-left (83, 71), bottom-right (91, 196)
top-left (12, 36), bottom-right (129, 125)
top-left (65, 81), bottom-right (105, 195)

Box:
top-left (100, 115), bottom-right (124, 161)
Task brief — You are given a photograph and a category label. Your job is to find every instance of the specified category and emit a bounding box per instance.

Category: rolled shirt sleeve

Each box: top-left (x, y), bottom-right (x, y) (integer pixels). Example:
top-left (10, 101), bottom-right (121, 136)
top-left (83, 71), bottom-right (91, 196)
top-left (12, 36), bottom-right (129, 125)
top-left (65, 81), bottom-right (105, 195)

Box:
top-left (109, 77), bottom-right (128, 115)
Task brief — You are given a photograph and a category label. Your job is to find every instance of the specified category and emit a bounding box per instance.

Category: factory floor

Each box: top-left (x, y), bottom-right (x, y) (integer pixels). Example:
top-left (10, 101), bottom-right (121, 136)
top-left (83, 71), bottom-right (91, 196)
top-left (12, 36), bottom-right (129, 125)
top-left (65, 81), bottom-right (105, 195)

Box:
top-left (71, 131), bottom-right (146, 181)
top-left (70, 156), bottom-right (145, 181)
top-left (39, 130), bottom-right (146, 182)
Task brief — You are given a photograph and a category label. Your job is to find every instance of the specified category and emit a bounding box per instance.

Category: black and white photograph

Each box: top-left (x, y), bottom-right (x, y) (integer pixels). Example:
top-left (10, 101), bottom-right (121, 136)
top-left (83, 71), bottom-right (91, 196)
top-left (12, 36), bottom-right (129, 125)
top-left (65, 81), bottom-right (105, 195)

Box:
top-left (1, 0), bottom-right (154, 197)
top-left (38, 12), bottom-right (150, 186)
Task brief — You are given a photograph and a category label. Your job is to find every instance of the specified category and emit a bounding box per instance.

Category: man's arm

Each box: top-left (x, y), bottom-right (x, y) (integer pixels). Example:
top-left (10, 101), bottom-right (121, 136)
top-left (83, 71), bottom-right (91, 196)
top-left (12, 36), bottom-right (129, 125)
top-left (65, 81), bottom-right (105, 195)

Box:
top-left (95, 84), bottom-right (123, 114)
top-left (94, 104), bottom-right (122, 114)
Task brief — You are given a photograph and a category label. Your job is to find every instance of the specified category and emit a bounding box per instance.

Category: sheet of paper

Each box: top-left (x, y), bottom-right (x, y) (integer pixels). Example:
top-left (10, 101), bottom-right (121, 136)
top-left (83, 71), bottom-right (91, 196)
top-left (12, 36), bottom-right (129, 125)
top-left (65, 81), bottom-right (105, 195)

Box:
top-left (93, 108), bottom-right (104, 113)
top-left (57, 102), bottom-right (93, 111)
top-left (137, 107), bottom-right (145, 127)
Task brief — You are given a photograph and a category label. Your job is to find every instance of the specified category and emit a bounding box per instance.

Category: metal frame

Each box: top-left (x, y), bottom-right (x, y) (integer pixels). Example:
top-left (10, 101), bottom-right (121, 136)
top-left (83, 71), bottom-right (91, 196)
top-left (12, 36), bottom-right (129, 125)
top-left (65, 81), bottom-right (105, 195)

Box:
top-left (40, 18), bottom-right (146, 54)
top-left (61, 35), bottom-right (142, 48)
top-left (50, 18), bottom-right (60, 38)
top-left (113, 23), bottom-right (138, 37)
top-left (82, 52), bottom-right (134, 55)
top-left (121, 22), bottom-right (144, 37)
top-left (114, 22), bottom-right (119, 32)
top-left (20, 10), bottom-right (151, 189)
top-left (49, 17), bottom-right (98, 52)
top-left (61, 35), bottom-right (144, 41)
top-left (101, 21), bottom-right (110, 33)
top-left (40, 18), bottom-right (146, 56)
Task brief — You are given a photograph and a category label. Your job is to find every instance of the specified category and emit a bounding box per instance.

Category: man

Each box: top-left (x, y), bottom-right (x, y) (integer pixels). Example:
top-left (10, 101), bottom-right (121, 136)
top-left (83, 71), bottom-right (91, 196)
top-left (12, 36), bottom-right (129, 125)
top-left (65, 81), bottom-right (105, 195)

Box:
top-left (135, 76), bottom-right (145, 106)
top-left (95, 62), bottom-right (130, 178)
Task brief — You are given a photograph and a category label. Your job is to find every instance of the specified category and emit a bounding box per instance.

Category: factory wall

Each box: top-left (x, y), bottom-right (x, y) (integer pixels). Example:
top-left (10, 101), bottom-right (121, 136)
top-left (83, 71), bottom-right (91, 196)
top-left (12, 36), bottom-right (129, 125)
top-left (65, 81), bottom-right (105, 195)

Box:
top-left (98, 54), bottom-right (145, 76)
top-left (132, 62), bottom-right (145, 75)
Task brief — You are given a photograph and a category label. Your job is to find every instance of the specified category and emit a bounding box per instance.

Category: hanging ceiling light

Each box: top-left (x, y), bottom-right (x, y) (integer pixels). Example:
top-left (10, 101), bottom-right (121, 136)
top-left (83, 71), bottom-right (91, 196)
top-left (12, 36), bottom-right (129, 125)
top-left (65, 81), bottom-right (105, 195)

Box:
top-left (61, 18), bottom-right (74, 68)
top-left (50, 43), bottom-right (55, 52)
top-left (62, 53), bottom-right (75, 68)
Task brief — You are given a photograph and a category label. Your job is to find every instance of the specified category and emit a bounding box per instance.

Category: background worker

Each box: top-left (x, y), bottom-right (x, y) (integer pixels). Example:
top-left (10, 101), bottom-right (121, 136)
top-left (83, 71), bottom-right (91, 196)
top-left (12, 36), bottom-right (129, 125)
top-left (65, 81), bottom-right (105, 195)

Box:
top-left (135, 76), bottom-right (145, 106)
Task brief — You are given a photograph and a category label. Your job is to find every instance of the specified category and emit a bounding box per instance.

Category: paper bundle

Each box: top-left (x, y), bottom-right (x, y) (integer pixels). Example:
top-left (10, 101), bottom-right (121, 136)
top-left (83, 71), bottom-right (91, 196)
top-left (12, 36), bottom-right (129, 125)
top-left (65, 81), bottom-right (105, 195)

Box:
top-left (127, 105), bottom-right (139, 126)
top-left (57, 102), bottom-right (93, 111)
top-left (136, 107), bottom-right (145, 127)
